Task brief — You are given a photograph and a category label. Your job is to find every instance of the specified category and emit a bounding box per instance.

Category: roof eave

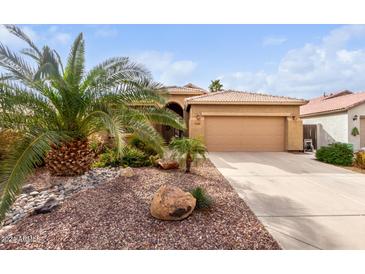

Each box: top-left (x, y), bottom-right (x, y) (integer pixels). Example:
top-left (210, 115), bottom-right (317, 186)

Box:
top-left (300, 99), bottom-right (365, 117)
top-left (300, 108), bottom-right (347, 118)
top-left (168, 91), bottom-right (206, 95)
top-left (186, 100), bottom-right (307, 106)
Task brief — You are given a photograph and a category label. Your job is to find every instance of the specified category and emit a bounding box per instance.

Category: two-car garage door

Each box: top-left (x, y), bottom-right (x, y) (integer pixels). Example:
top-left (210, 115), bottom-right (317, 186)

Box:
top-left (204, 116), bottom-right (285, 152)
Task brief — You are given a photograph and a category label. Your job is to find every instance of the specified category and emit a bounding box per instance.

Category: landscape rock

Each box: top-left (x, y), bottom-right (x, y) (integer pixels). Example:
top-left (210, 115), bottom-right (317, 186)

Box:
top-left (22, 184), bottom-right (36, 194)
top-left (0, 167), bottom-right (120, 230)
top-left (120, 167), bottom-right (135, 177)
top-left (33, 196), bottom-right (59, 214)
top-left (156, 159), bottom-right (179, 170)
top-left (150, 184), bottom-right (196, 221)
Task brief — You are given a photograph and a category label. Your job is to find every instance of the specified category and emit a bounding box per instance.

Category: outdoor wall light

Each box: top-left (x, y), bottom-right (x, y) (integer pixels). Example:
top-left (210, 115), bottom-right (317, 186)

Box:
top-left (353, 115), bottom-right (359, 121)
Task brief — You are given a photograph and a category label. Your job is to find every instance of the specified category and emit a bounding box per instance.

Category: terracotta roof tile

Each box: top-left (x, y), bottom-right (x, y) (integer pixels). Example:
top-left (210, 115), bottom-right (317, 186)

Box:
top-left (186, 90), bottom-right (306, 105)
top-left (300, 90), bottom-right (365, 116)
top-left (164, 83), bottom-right (206, 94)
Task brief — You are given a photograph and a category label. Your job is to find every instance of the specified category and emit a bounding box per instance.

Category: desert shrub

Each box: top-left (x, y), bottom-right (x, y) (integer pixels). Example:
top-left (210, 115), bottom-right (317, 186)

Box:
top-left (355, 151), bottom-right (365, 169)
top-left (129, 135), bottom-right (159, 156)
top-left (92, 146), bottom-right (152, 168)
top-left (92, 148), bottom-right (121, 168)
top-left (190, 186), bottom-right (213, 209)
top-left (121, 147), bottom-right (152, 167)
top-left (315, 143), bottom-right (354, 166)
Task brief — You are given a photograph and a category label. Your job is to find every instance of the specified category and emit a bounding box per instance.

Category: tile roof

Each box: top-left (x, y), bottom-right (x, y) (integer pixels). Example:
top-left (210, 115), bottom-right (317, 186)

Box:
top-left (300, 90), bottom-right (365, 116)
top-left (186, 90), bottom-right (307, 105)
top-left (165, 83), bottom-right (206, 94)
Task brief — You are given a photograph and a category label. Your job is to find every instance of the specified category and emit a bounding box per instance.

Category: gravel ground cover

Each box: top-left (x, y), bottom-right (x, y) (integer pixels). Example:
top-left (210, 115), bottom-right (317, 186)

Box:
top-left (0, 160), bottom-right (280, 250)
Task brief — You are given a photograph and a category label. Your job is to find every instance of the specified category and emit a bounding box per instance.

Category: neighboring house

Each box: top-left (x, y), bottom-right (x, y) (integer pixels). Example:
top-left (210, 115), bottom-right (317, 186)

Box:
top-left (184, 90), bottom-right (306, 152)
top-left (300, 90), bottom-right (365, 151)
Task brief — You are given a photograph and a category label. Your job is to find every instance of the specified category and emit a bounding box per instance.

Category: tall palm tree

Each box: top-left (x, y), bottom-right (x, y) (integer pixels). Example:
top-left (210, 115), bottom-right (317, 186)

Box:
top-left (0, 25), bottom-right (185, 221)
top-left (208, 79), bottom-right (223, 92)
top-left (169, 137), bottom-right (206, 173)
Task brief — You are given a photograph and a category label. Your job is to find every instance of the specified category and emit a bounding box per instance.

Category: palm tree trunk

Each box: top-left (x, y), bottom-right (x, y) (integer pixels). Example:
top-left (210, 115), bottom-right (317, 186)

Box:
top-left (186, 153), bottom-right (192, 173)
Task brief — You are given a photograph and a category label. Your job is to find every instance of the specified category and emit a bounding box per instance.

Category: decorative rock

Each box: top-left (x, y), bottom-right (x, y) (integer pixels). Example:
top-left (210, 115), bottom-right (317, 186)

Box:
top-left (150, 184), bottom-right (196, 221)
top-left (22, 184), bottom-right (36, 194)
top-left (156, 159), bottom-right (179, 170)
top-left (0, 167), bottom-right (120, 230)
top-left (120, 167), bottom-right (135, 177)
top-left (33, 196), bottom-right (59, 214)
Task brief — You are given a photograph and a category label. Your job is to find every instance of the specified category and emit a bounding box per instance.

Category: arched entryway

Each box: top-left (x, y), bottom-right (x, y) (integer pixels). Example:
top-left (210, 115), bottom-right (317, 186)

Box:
top-left (162, 102), bottom-right (184, 143)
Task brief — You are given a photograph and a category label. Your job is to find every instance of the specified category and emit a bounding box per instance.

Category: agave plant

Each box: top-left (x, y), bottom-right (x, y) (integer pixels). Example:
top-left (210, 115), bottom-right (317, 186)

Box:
top-left (0, 25), bottom-right (185, 221)
top-left (169, 137), bottom-right (206, 173)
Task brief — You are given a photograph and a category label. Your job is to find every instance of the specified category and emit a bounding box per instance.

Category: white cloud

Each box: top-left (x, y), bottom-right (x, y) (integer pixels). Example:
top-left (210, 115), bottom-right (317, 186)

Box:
top-left (131, 50), bottom-right (197, 85)
top-left (220, 25), bottom-right (365, 98)
top-left (94, 28), bottom-right (118, 38)
top-left (47, 25), bottom-right (71, 45)
top-left (262, 36), bottom-right (287, 46)
top-left (52, 32), bottom-right (71, 44)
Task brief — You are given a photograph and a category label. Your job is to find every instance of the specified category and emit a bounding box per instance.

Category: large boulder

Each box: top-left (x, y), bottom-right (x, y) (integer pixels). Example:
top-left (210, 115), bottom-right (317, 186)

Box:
top-left (150, 185), bottom-right (196, 221)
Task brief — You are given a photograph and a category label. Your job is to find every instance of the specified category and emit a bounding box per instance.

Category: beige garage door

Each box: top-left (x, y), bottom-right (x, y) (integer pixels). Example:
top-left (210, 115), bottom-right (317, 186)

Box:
top-left (204, 116), bottom-right (285, 151)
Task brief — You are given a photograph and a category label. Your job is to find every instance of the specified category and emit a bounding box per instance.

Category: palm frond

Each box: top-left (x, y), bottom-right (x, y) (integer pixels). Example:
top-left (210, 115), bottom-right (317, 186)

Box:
top-left (4, 24), bottom-right (41, 58)
top-left (64, 33), bottom-right (85, 87)
top-left (120, 108), bottom-right (164, 154)
top-left (0, 130), bottom-right (67, 221)
top-left (137, 106), bottom-right (186, 131)
top-left (80, 110), bottom-right (126, 155)
top-left (0, 43), bottom-right (34, 82)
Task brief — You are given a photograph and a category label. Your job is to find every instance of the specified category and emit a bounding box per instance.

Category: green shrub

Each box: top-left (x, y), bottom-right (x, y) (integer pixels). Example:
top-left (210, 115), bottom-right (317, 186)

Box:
top-left (129, 135), bottom-right (159, 156)
top-left (92, 146), bottom-right (152, 168)
top-left (92, 148), bottom-right (121, 168)
top-left (190, 187), bottom-right (213, 209)
top-left (121, 147), bottom-right (152, 167)
top-left (315, 143), bottom-right (354, 166)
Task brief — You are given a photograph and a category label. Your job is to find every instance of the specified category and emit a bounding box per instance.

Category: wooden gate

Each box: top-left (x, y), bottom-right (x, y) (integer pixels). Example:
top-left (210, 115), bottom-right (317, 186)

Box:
top-left (303, 124), bottom-right (317, 149)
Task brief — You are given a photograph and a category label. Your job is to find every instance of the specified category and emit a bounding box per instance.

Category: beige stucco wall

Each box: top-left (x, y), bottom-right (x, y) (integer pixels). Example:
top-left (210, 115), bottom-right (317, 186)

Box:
top-left (302, 112), bottom-right (349, 149)
top-left (347, 104), bottom-right (365, 150)
top-left (166, 94), bottom-right (191, 109)
top-left (188, 104), bottom-right (303, 151)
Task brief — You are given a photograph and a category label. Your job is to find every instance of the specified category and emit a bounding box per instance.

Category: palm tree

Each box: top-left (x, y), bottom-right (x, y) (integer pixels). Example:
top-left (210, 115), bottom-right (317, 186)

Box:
top-left (169, 137), bottom-right (206, 173)
top-left (0, 25), bottom-right (185, 221)
top-left (208, 79), bottom-right (223, 92)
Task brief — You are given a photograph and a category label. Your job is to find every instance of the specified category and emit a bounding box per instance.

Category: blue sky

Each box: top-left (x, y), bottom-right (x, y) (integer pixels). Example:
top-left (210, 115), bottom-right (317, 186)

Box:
top-left (1, 24), bottom-right (365, 99)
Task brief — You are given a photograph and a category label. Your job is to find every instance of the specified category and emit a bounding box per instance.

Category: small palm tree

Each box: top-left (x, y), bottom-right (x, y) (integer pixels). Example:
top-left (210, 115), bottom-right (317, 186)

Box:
top-left (169, 137), bottom-right (206, 173)
top-left (0, 25), bottom-right (185, 221)
top-left (208, 79), bottom-right (223, 92)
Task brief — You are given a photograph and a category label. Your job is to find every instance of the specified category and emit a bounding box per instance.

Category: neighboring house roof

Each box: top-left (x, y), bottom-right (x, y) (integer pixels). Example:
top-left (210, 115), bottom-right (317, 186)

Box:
top-left (185, 90), bottom-right (307, 105)
top-left (165, 83), bottom-right (206, 95)
top-left (300, 90), bottom-right (365, 117)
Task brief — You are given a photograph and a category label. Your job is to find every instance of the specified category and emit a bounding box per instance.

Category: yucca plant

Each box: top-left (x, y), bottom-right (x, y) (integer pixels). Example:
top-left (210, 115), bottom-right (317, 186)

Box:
top-left (0, 25), bottom-right (185, 221)
top-left (169, 137), bottom-right (206, 173)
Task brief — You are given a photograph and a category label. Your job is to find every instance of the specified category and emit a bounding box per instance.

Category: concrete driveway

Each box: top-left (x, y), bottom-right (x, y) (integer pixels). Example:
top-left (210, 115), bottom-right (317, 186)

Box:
top-left (209, 152), bottom-right (365, 250)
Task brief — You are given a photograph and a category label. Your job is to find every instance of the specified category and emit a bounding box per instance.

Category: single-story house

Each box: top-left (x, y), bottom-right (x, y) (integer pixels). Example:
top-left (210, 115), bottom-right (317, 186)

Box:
top-left (300, 90), bottom-right (365, 151)
top-left (161, 84), bottom-right (307, 152)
